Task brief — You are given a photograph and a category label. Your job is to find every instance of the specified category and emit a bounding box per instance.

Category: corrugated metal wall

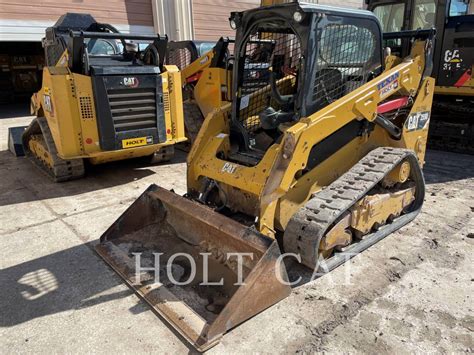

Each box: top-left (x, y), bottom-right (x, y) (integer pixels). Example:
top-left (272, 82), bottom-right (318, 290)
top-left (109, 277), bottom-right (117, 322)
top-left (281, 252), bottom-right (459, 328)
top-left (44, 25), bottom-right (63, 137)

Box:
top-left (191, 0), bottom-right (364, 41)
top-left (0, 0), bottom-right (365, 42)
top-left (0, 0), bottom-right (155, 41)
top-left (192, 0), bottom-right (261, 41)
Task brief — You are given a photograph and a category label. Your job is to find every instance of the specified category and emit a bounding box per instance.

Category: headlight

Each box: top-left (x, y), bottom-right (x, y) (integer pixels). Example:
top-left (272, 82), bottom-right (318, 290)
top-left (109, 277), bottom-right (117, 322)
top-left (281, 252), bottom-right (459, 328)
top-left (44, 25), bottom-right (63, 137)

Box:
top-left (293, 11), bottom-right (303, 23)
top-left (230, 19), bottom-right (237, 30)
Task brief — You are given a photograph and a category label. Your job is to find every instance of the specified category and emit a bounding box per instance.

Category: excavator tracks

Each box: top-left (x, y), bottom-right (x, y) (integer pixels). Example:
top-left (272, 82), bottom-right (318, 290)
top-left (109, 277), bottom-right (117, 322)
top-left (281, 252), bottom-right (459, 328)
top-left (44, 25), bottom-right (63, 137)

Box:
top-left (284, 147), bottom-right (425, 271)
top-left (22, 117), bottom-right (85, 182)
top-left (429, 101), bottom-right (474, 155)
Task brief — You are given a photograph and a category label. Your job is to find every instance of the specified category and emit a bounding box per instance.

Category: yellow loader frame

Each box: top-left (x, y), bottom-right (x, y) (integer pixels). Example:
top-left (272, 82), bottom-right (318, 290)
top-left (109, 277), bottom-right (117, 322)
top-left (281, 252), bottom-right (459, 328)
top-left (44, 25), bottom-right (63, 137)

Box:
top-left (187, 40), bottom-right (434, 238)
top-left (30, 61), bottom-right (186, 165)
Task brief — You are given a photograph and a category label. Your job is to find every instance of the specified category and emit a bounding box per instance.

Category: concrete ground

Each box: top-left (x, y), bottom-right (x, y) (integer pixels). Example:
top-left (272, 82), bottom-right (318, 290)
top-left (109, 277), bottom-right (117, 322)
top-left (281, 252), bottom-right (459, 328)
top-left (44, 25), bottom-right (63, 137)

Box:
top-left (0, 105), bottom-right (473, 353)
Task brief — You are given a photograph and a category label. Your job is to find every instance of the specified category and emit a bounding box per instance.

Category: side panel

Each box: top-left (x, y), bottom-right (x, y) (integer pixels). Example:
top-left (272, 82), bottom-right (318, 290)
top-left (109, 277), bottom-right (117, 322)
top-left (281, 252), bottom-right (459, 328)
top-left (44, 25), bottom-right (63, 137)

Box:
top-left (276, 76), bottom-right (434, 230)
top-left (41, 67), bottom-right (84, 158)
top-left (73, 73), bottom-right (101, 155)
top-left (162, 66), bottom-right (186, 142)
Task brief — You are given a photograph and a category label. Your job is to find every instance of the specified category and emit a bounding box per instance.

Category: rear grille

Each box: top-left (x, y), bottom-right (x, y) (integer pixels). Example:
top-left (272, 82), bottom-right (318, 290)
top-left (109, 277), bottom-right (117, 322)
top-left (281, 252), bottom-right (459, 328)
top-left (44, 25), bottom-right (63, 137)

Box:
top-left (107, 88), bottom-right (157, 132)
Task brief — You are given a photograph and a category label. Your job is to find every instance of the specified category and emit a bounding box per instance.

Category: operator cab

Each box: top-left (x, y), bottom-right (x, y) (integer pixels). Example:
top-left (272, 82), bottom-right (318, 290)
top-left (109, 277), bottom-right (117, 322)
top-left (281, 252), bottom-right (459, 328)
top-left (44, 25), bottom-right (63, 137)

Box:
top-left (228, 3), bottom-right (383, 166)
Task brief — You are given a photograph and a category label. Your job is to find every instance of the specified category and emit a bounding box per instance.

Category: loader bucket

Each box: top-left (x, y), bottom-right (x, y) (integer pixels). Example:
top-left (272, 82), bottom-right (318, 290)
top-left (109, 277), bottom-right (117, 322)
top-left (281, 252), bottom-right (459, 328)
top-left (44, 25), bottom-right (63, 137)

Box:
top-left (95, 184), bottom-right (291, 351)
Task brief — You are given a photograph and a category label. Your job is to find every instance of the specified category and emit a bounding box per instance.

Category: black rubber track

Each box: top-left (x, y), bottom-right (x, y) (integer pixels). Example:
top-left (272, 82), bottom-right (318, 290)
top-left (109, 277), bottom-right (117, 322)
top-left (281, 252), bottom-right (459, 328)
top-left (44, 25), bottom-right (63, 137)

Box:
top-left (283, 147), bottom-right (425, 272)
top-left (22, 117), bottom-right (85, 182)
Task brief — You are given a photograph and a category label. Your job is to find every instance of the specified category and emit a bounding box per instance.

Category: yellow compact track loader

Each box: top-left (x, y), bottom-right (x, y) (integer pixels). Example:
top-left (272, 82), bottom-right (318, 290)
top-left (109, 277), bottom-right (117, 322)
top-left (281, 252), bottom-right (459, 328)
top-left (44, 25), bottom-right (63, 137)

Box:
top-left (12, 13), bottom-right (186, 181)
top-left (96, 3), bottom-right (435, 351)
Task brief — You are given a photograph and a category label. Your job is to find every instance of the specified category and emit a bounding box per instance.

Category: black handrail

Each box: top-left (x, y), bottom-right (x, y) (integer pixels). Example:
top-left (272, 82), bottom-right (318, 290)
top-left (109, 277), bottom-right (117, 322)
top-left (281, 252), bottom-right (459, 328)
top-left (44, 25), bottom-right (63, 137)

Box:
top-left (383, 28), bottom-right (436, 40)
top-left (69, 30), bottom-right (166, 41)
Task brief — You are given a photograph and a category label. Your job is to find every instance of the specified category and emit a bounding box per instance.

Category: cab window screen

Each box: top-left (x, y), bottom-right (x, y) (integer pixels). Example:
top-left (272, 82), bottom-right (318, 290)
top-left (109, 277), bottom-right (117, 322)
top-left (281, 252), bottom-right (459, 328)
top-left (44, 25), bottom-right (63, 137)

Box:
top-left (44, 37), bottom-right (66, 66)
top-left (313, 23), bottom-right (377, 108)
top-left (320, 25), bottom-right (375, 65)
top-left (237, 25), bottom-right (302, 134)
top-left (373, 3), bottom-right (405, 32)
top-left (411, 0), bottom-right (437, 29)
top-left (166, 46), bottom-right (193, 70)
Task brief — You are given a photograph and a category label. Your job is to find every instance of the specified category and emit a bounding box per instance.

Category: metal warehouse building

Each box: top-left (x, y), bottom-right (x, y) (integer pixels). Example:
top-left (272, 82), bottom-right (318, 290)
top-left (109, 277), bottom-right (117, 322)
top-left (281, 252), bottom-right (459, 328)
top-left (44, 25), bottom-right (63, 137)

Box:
top-left (0, 0), bottom-right (363, 102)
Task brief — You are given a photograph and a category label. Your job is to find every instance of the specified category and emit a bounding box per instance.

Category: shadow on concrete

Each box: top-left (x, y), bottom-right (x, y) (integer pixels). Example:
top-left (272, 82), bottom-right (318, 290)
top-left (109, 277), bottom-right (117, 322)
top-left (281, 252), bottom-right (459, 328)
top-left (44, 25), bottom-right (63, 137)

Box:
top-left (0, 101), bottom-right (31, 120)
top-left (0, 241), bottom-right (195, 351)
top-left (0, 149), bottom-right (187, 207)
top-left (0, 242), bottom-right (122, 326)
top-left (423, 149), bottom-right (474, 185)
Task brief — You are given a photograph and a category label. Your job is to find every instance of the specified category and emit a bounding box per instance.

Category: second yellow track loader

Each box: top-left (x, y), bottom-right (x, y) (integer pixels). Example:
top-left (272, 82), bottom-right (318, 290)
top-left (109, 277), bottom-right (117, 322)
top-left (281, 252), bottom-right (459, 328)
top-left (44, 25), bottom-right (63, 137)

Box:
top-left (96, 3), bottom-right (435, 351)
top-left (11, 13), bottom-right (186, 182)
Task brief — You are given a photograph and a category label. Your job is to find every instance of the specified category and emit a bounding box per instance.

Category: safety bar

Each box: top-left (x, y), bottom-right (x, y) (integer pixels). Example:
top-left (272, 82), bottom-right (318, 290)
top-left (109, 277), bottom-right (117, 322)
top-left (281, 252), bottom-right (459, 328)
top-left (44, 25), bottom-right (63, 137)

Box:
top-left (383, 28), bottom-right (436, 40)
top-left (69, 31), bottom-right (167, 41)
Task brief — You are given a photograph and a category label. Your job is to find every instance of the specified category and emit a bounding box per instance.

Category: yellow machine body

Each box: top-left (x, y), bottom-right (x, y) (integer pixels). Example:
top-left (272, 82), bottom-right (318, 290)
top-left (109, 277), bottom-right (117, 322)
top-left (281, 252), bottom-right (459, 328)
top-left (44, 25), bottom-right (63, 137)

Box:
top-left (180, 48), bottom-right (231, 118)
top-left (166, 38), bottom-right (233, 145)
top-left (97, 3), bottom-right (435, 351)
top-left (30, 64), bottom-right (186, 165)
top-left (187, 45), bottom-right (433, 237)
top-left (17, 13), bottom-right (188, 181)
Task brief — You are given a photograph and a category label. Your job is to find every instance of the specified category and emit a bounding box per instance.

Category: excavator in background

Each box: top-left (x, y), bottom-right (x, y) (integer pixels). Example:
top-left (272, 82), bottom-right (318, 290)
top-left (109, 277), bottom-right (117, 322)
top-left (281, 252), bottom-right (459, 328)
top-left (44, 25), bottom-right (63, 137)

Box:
top-left (367, 0), bottom-right (474, 153)
top-left (8, 13), bottom-right (186, 181)
top-left (96, 2), bottom-right (435, 350)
